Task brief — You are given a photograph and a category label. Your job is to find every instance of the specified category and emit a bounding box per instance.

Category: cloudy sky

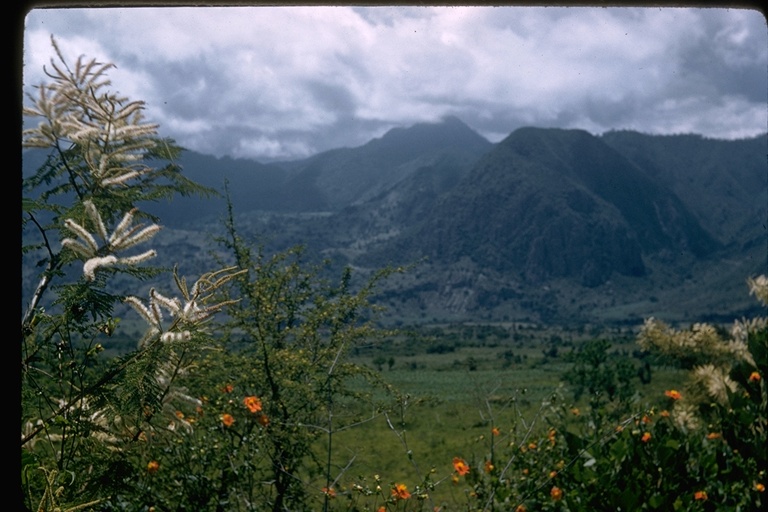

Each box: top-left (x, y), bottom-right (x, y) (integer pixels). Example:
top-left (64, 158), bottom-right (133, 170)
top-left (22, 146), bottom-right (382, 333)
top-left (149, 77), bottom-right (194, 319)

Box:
top-left (22, 5), bottom-right (767, 162)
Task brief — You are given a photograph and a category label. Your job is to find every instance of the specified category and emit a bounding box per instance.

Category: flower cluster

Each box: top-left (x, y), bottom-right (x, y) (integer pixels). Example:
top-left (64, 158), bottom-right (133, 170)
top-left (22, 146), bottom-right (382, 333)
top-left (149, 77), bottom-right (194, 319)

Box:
top-left (62, 201), bottom-right (159, 281)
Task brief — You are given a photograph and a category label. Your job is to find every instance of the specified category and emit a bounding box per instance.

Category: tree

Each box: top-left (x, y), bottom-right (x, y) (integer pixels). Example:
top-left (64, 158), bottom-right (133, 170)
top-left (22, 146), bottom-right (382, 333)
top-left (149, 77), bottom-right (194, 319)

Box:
top-left (21, 37), bottom-right (229, 510)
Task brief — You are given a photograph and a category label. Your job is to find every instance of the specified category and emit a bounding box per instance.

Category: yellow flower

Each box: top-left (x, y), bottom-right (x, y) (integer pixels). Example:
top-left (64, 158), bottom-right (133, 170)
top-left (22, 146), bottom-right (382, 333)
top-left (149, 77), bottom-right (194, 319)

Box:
top-left (549, 470), bottom-right (558, 479)
top-left (221, 413), bottom-right (235, 427)
top-left (484, 460), bottom-right (494, 473)
top-left (694, 490), bottom-right (708, 500)
top-left (243, 396), bottom-right (262, 413)
top-left (755, 483), bottom-right (765, 492)
top-left (392, 483), bottom-right (411, 500)
top-left (453, 457), bottom-right (470, 475)
top-left (147, 460), bottom-right (160, 474)
top-left (665, 389), bottom-right (682, 400)
top-left (550, 486), bottom-right (563, 501)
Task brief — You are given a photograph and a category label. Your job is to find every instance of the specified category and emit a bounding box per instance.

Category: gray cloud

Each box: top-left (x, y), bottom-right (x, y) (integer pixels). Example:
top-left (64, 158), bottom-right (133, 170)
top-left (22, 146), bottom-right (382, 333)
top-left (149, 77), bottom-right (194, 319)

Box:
top-left (23, 6), bottom-right (767, 161)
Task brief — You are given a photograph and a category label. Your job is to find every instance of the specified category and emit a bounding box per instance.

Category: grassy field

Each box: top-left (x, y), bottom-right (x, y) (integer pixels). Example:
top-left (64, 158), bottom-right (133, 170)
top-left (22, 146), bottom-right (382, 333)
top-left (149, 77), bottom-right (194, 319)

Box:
top-left (310, 322), bottom-right (688, 505)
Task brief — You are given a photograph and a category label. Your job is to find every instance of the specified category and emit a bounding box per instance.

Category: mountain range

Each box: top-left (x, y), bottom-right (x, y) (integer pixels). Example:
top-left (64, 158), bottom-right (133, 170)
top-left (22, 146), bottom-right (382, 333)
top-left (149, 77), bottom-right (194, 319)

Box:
top-left (23, 116), bottom-right (768, 326)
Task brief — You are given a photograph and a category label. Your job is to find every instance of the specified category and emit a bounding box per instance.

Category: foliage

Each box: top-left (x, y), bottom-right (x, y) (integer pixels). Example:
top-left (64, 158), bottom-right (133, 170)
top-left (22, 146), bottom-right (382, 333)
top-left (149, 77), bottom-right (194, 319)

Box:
top-left (21, 39), bottom-right (766, 512)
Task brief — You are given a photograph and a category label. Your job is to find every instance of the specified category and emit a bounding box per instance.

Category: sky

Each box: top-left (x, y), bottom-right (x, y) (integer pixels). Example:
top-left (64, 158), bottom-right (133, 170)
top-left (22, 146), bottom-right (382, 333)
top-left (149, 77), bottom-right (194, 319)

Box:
top-left (22, 5), bottom-right (768, 162)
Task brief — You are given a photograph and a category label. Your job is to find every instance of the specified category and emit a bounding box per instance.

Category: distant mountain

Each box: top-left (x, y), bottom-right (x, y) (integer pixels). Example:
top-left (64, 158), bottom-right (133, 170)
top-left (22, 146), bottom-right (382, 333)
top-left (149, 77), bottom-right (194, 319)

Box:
top-left (21, 117), bottom-right (768, 325)
top-left (277, 115), bottom-right (493, 211)
top-left (142, 115), bottom-right (492, 225)
top-left (362, 127), bottom-right (720, 287)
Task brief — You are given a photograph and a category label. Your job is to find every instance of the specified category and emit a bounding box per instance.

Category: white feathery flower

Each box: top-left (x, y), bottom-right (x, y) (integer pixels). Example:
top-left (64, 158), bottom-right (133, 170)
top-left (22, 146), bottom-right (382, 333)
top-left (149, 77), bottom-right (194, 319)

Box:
top-left (151, 288), bottom-right (182, 317)
top-left (83, 200), bottom-right (107, 241)
top-left (110, 224), bottom-right (162, 252)
top-left (117, 249), bottom-right (157, 266)
top-left (101, 170), bottom-right (141, 187)
top-left (109, 208), bottom-right (137, 245)
top-left (83, 255), bottom-right (118, 281)
top-left (124, 296), bottom-right (159, 328)
top-left (61, 238), bottom-right (94, 258)
top-left (748, 275), bottom-right (768, 306)
top-left (64, 218), bottom-right (99, 254)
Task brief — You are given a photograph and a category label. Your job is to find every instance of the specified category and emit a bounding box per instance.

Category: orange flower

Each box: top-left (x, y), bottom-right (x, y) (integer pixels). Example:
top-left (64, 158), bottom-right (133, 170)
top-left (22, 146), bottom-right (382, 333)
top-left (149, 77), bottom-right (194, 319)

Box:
top-left (548, 428), bottom-right (557, 445)
top-left (484, 460), bottom-right (494, 473)
top-left (641, 415), bottom-right (652, 424)
top-left (694, 490), bottom-right (708, 500)
top-left (528, 442), bottom-right (537, 450)
top-left (665, 389), bottom-right (682, 400)
top-left (377, 507), bottom-right (386, 512)
top-left (515, 505), bottom-right (527, 512)
top-left (550, 486), bottom-right (563, 501)
top-left (392, 483), bottom-right (411, 500)
top-left (660, 410), bottom-right (670, 418)
top-left (641, 432), bottom-right (652, 443)
top-left (755, 483), bottom-right (765, 492)
top-left (147, 460), bottom-right (160, 474)
top-left (749, 371), bottom-right (761, 382)
top-left (453, 457), bottom-right (470, 475)
top-left (706, 432), bottom-right (721, 440)
top-left (321, 487), bottom-right (336, 498)
top-left (549, 470), bottom-right (558, 479)
top-left (491, 427), bottom-right (500, 436)
top-left (244, 396), bottom-right (262, 413)
top-left (258, 414), bottom-right (270, 427)
top-left (222, 384), bottom-right (234, 393)
top-left (570, 407), bottom-right (580, 416)
top-left (175, 410), bottom-right (185, 419)
top-left (221, 413), bottom-right (235, 427)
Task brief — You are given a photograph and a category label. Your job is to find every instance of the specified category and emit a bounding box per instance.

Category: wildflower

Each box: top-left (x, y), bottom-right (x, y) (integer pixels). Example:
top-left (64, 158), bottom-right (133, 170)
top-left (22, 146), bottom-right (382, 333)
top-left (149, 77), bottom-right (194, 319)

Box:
top-left (484, 460), bottom-right (494, 473)
top-left (749, 371), bottom-right (761, 383)
top-left (453, 457), bottom-right (470, 475)
top-left (641, 415), bottom-right (652, 424)
top-left (706, 432), bottom-right (721, 440)
top-left (222, 384), bottom-right (234, 393)
top-left (322, 487), bottom-right (336, 498)
top-left (522, 468), bottom-right (529, 476)
top-left (548, 428), bottom-right (557, 445)
top-left (665, 389), bottom-right (682, 400)
top-left (755, 483), bottom-right (765, 492)
top-left (528, 442), bottom-right (537, 450)
top-left (492, 427), bottom-right (500, 436)
top-left (377, 507), bottom-right (385, 512)
top-left (570, 407), bottom-right (580, 416)
top-left (641, 432), bottom-right (652, 443)
top-left (660, 410), bottom-right (670, 418)
top-left (392, 483), bottom-right (411, 500)
top-left (694, 490), bottom-right (708, 500)
top-left (549, 470), bottom-right (558, 479)
top-left (147, 460), bottom-right (160, 474)
top-left (221, 413), bottom-right (235, 427)
top-left (258, 414), bottom-right (270, 427)
top-left (550, 486), bottom-right (563, 501)
top-left (175, 410), bottom-right (184, 419)
top-left (451, 474), bottom-right (459, 485)
top-left (515, 505), bottom-right (527, 512)
top-left (244, 396), bottom-right (262, 413)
